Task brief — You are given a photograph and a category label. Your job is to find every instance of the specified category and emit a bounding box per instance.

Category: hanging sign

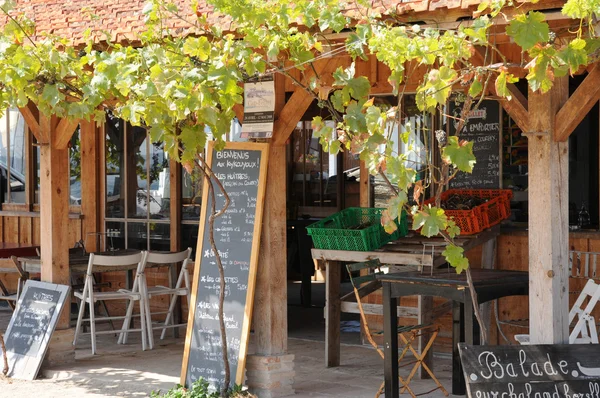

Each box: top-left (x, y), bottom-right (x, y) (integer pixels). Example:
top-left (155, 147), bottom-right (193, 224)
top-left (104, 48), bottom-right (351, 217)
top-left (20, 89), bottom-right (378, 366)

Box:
top-left (458, 343), bottom-right (600, 398)
top-left (241, 75), bottom-right (275, 139)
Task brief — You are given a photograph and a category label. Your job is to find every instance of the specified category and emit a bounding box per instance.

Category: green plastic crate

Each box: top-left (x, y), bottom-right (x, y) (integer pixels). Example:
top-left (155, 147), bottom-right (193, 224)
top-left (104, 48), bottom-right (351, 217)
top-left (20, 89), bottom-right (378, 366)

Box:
top-left (306, 207), bottom-right (408, 251)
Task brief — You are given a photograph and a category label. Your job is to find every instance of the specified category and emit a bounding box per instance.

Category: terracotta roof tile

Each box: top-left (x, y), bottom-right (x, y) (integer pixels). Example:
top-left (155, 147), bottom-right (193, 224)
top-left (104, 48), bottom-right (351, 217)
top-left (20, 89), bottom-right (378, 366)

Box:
top-left (0, 0), bottom-right (565, 45)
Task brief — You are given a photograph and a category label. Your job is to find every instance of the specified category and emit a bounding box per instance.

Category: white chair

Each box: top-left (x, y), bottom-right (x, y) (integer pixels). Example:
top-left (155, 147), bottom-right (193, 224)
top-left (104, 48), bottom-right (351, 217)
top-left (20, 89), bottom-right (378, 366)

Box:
top-left (135, 248), bottom-right (192, 350)
top-left (73, 251), bottom-right (148, 355)
top-left (515, 278), bottom-right (600, 345)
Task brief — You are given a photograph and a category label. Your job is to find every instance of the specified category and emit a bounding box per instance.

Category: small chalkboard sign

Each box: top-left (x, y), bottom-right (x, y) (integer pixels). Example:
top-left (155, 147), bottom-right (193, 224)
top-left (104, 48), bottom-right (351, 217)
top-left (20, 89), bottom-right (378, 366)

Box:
top-left (1, 280), bottom-right (70, 380)
top-left (449, 99), bottom-right (501, 189)
top-left (181, 142), bottom-right (269, 390)
top-left (458, 343), bottom-right (600, 397)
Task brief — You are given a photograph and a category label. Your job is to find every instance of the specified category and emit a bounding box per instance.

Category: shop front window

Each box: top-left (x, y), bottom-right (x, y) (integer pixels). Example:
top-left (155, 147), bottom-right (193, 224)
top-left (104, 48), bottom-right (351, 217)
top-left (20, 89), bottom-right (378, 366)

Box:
top-left (104, 114), bottom-right (170, 250)
top-left (0, 108), bottom-right (27, 204)
top-left (290, 120), bottom-right (338, 210)
top-left (373, 95), bottom-right (431, 208)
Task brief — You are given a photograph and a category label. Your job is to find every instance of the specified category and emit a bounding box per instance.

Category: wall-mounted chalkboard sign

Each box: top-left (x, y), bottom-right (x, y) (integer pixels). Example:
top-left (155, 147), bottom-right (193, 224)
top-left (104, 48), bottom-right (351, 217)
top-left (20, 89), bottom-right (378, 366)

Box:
top-left (1, 280), bottom-right (70, 380)
top-left (181, 142), bottom-right (269, 390)
top-left (459, 343), bottom-right (600, 397)
top-left (449, 99), bottom-right (501, 189)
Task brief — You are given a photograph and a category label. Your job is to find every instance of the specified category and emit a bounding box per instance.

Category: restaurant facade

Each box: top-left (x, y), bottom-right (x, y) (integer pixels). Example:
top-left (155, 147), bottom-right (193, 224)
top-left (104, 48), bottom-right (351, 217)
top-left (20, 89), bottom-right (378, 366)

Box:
top-left (0, 0), bottom-right (598, 396)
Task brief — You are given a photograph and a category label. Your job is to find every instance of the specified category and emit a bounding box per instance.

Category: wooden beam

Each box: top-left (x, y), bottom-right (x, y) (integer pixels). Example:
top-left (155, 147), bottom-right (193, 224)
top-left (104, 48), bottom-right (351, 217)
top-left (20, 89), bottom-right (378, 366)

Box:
top-left (253, 144), bottom-right (287, 355)
top-left (169, 158), bottom-right (181, 252)
top-left (253, 76), bottom-right (289, 355)
top-left (272, 57), bottom-right (351, 145)
top-left (53, 118), bottom-right (79, 149)
top-left (554, 63), bottom-right (600, 142)
top-left (80, 120), bottom-right (99, 252)
top-left (233, 104), bottom-right (244, 123)
top-left (39, 113), bottom-right (71, 329)
top-left (19, 102), bottom-right (42, 143)
top-left (527, 76), bottom-right (570, 344)
top-left (340, 302), bottom-right (418, 318)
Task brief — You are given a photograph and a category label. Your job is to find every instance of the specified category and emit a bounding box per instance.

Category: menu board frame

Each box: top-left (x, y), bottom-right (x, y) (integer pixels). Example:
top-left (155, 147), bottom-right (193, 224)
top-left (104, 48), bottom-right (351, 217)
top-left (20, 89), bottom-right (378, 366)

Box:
top-left (1, 280), bottom-right (70, 380)
top-left (180, 141), bottom-right (269, 387)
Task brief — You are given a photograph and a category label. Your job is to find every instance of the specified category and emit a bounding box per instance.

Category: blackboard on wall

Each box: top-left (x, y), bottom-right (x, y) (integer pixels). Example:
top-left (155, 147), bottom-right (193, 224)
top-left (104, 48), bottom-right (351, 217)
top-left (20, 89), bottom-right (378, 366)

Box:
top-left (181, 142), bottom-right (269, 390)
top-left (459, 343), bottom-right (600, 397)
top-left (449, 99), bottom-right (501, 189)
top-left (1, 280), bottom-right (70, 380)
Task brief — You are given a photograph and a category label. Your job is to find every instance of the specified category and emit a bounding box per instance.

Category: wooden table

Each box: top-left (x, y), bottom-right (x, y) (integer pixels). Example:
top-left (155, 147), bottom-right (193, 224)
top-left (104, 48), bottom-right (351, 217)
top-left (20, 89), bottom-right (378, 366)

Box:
top-left (377, 269), bottom-right (529, 397)
top-left (310, 226), bottom-right (500, 371)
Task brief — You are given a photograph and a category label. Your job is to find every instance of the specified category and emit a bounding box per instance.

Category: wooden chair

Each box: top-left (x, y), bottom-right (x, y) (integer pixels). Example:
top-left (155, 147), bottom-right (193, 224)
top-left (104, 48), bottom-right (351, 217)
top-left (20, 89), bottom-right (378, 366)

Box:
top-left (0, 256), bottom-right (30, 310)
top-left (346, 260), bottom-right (448, 397)
top-left (136, 248), bottom-right (192, 350)
top-left (73, 251), bottom-right (148, 355)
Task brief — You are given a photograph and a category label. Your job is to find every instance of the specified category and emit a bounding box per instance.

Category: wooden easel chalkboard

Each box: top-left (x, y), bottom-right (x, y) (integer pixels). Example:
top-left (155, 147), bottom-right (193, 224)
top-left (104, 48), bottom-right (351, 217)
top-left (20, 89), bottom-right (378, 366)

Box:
top-left (458, 343), bottom-right (600, 397)
top-left (449, 99), bottom-right (502, 189)
top-left (1, 280), bottom-right (70, 380)
top-left (181, 142), bottom-right (269, 390)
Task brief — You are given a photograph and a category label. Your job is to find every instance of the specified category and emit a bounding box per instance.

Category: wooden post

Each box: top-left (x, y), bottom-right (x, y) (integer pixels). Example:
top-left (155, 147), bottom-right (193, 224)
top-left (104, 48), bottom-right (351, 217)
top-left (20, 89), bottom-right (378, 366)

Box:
top-left (526, 77), bottom-right (570, 344)
top-left (38, 113), bottom-right (77, 366)
top-left (325, 260), bottom-right (341, 367)
top-left (80, 120), bottom-right (99, 253)
top-left (247, 75), bottom-right (295, 398)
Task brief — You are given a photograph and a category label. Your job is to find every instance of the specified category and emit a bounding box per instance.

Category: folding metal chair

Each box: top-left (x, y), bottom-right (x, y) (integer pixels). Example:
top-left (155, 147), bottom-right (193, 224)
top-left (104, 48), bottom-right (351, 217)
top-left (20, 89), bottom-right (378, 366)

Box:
top-left (515, 277), bottom-right (600, 345)
top-left (346, 260), bottom-right (448, 397)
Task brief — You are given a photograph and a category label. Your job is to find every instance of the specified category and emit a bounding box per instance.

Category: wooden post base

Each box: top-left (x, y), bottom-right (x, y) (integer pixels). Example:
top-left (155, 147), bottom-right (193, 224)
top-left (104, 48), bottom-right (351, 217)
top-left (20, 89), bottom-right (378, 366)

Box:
top-left (246, 354), bottom-right (295, 398)
top-left (42, 328), bottom-right (76, 369)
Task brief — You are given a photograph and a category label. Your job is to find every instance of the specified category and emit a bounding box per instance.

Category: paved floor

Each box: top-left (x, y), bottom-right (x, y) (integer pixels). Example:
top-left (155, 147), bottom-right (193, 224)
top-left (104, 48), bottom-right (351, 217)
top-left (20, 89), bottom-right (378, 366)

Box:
top-left (0, 281), bottom-right (459, 397)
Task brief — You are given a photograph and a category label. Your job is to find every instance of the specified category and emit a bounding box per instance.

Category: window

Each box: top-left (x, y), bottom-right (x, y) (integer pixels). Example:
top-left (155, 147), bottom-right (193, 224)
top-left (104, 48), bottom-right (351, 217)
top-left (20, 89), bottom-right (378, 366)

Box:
top-left (0, 108), bottom-right (27, 204)
top-left (373, 95), bottom-right (432, 208)
top-left (289, 120), bottom-right (339, 209)
top-left (181, 161), bottom-right (204, 256)
top-left (104, 114), bottom-right (170, 251)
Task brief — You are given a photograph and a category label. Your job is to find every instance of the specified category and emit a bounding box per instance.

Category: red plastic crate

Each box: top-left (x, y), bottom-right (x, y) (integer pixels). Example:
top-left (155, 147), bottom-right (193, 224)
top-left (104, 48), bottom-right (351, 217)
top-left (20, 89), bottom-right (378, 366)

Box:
top-left (423, 189), bottom-right (512, 235)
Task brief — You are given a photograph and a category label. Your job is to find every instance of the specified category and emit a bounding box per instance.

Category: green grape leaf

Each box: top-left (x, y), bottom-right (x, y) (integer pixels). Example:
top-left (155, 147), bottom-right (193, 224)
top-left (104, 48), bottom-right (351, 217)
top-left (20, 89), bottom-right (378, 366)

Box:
top-left (442, 136), bottom-right (476, 172)
top-left (381, 209), bottom-right (398, 234)
top-left (468, 80), bottom-right (483, 98)
top-left (442, 244), bottom-right (470, 274)
top-left (558, 38), bottom-right (588, 75)
top-left (495, 71), bottom-right (519, 100)
top-left (412, 206), bottom-right (448, 238)
top-left (506, 11), bottom-right (549, 51)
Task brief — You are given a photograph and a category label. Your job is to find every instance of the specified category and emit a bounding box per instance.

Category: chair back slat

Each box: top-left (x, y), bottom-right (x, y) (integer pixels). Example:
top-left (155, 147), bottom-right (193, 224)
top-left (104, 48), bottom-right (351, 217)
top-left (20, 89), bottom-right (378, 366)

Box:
top-left (347, 259), bottom-right (381, 273)
top-left (88, 252), bottom-right (144, 268)
top-left (146, 249), bottom-right (191, 266)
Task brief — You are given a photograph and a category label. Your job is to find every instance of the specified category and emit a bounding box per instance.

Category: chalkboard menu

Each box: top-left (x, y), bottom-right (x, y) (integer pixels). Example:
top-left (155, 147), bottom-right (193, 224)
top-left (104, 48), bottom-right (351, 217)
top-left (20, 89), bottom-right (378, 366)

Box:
top-left (449, 99), bottom-right (501, 189)
top-left (181, 142), bottom-right (269, 390)
top-left (1, 280), bottom-right (70, 380)
top-left (459, 343), bottom-right (600, 397)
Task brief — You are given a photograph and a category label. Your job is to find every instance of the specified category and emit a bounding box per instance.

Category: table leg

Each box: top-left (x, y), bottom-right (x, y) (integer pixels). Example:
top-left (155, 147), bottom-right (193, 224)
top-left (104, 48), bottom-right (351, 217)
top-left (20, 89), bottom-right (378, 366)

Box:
top-left (464, 295), bottom-right (480, 346)
top-left (383, 283), bottom-right (399, 398)
top-left (301, 264), bottom-right (312, 308)
top-left (452, 301), bottom-right (465, 395)
top-left (417, 295), bottom-right (433, 379)
top-left (325, 260), bottom-right (340, 367)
